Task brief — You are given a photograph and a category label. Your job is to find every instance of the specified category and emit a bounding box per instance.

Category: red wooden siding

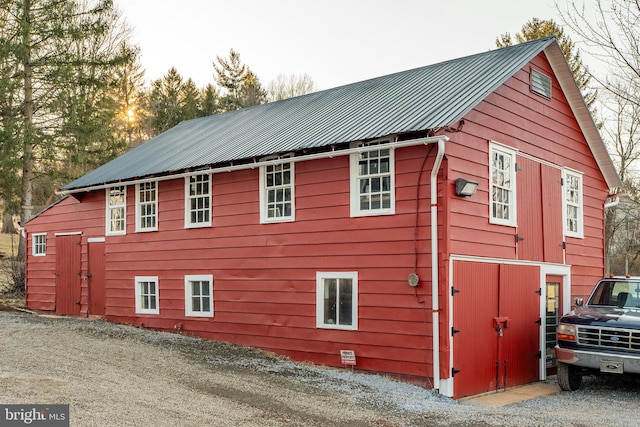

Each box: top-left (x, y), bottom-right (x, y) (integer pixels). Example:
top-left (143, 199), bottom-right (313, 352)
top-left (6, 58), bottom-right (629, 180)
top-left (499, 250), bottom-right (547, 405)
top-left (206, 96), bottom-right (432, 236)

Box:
top-left (26, 144), bottom-right (443, 384)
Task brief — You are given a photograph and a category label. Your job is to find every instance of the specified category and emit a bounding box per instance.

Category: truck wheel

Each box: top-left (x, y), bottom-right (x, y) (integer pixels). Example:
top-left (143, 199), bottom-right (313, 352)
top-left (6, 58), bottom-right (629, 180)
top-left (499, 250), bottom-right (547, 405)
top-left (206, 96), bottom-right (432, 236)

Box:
top-left (557, 362), bottom-right (582, 391)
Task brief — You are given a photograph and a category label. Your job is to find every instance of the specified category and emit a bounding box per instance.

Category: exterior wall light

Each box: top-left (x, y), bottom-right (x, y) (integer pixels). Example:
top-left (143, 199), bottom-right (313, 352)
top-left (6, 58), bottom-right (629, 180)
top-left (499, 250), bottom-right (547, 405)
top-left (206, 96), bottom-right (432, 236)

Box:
top-left (455, 178), bottom-right (479, 197)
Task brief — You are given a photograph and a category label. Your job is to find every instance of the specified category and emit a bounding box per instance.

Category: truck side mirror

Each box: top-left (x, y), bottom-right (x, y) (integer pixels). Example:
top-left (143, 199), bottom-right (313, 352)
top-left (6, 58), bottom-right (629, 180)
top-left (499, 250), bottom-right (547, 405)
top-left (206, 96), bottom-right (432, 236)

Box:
top-left (574, 297), bottom-right (584, 306)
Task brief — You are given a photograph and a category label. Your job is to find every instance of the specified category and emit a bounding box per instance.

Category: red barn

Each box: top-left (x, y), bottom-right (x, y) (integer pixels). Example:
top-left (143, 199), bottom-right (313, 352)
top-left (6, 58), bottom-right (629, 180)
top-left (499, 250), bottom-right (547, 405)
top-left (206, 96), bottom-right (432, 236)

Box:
top-left (24, 37), bottom-right (620, 398)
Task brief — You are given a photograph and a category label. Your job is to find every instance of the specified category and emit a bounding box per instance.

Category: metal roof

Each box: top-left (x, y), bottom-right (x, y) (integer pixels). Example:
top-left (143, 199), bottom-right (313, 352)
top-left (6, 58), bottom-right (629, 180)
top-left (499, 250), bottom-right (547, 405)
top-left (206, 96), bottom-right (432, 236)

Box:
top-left (63, 37), bottom-right (620, 191)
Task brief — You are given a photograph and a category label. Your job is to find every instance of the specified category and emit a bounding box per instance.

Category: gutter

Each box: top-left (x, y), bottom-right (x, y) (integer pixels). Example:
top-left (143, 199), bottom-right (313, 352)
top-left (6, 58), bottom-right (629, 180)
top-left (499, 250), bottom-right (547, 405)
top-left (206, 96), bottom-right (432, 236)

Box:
top-left (430, 138), bottom-right (446, 391)
top-left (57, 136), bottom-right (449, 196)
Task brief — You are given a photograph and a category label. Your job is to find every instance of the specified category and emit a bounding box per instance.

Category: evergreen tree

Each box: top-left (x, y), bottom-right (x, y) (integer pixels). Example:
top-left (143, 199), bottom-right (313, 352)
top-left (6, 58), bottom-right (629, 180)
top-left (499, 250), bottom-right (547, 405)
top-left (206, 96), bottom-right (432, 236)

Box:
top-left (199, 83), bottom-right (220, 117)
top-left (0, 0), bottom-right (136, 257)
top-left (240, 70), bottom-right (267, 108)
top-left (213, 49), bottom-right (266, 111)
top-left (148, 67), bottom-right (185, 134)
top-left (113, 41), bottom-right (147, 148)
top-left (180, 78), bottom-right (201, 121)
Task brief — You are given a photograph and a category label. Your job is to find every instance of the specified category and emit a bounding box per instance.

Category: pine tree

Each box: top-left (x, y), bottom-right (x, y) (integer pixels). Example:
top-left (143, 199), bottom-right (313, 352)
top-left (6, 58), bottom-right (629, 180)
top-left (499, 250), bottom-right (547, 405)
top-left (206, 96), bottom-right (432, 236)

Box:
top-left (1, 0), bottom-right (135, 256)
top-left (180, 78), bottom-right (201, 121)
top-left (148, 67), bottom-right (185, 134)
top-left (213, 49), bottom-right (266, 111)
top-left (199, 83), bottom-right (220, 117)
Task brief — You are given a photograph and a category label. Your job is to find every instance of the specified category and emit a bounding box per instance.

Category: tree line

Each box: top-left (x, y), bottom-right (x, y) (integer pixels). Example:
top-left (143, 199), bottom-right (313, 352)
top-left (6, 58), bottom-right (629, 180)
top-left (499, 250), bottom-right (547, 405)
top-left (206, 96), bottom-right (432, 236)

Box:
top-left (0, 0), bottom-right (316, 243)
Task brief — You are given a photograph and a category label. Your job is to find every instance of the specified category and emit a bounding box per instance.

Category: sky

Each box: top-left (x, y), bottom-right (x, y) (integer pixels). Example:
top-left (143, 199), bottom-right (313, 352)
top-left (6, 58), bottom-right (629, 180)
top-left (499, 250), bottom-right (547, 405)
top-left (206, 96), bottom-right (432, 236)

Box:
top-left (114, 0), bottom-right (564, 92)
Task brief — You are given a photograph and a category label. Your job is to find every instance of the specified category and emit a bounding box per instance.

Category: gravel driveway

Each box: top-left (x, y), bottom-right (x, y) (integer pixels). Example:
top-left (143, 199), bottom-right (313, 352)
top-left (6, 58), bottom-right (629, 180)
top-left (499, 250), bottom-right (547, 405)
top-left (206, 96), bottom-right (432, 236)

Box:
top-left (1, 307), bottom-right (639, 426)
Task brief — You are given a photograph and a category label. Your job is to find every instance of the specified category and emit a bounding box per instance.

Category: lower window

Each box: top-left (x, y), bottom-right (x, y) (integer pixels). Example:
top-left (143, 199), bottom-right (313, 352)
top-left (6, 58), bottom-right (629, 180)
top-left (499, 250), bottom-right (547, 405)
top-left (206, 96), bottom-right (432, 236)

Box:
top-left (135, 276), bottom-right (159, 315)
top-left (316, 272), bottom-right (358, 330)
top-left (185, 274), bottom-right (214, 317)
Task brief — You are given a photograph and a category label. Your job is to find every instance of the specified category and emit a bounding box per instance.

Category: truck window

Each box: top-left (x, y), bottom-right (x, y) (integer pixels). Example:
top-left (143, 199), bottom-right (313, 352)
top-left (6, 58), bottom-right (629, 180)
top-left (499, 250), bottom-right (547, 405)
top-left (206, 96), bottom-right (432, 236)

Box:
top-left (590, 280), bottom-right (640, 307)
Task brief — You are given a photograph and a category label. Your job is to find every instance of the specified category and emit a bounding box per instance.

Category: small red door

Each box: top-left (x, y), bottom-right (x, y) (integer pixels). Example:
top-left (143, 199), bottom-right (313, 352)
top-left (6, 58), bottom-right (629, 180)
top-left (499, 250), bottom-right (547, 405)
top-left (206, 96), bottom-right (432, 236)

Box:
top-left (88, 240), bottom-right (106, 316)
top-left (55, 234), bottom-right (82, 315)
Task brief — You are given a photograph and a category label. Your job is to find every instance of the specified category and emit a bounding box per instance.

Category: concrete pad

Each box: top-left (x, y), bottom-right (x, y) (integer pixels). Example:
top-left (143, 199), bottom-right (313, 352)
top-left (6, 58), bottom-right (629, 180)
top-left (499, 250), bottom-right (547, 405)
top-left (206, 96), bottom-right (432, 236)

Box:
top-left (462, 382), bottom-right (561, 407)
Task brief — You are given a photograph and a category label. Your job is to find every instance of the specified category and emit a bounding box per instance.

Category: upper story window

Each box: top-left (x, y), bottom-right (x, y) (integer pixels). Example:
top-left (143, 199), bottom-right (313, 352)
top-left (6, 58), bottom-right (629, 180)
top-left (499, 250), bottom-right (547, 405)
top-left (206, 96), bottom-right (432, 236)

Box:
top-left (185, 274), bottom-right (214, 317)
top-left (316, 271), bottom-right (358, 330)
top-left (136, 181), bottom-right (158, 232)
top-left (489, 142), bottom-right (517, 227)
top-left (32, 233), bottom-right (46, 256)
top-left (563, 169), bottom-right (584, 238)
top-left (185, 174), bottom-right (211, 228)
top-left (260, 158), bottom-right (295, 223)
top-left (135, 276), bottom-right (159, 315)
top-left (106, 185), bottom-right (126, 236)
top-left (350, 141), bottom-right (395, 217)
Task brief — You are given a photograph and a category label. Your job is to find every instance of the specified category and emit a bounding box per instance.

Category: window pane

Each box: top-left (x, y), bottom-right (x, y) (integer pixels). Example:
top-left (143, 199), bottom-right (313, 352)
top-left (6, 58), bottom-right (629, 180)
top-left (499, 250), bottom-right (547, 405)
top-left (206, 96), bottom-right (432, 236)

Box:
top-left (192, 281), bottom-right (200, 296)
top-left (192, 297), bottom-right (201, 312)
top-left (201, 282), bottom-right (210, 296)
top-left (338, 279), bottom-right (353, 326)
top-left (202, 298), bottom-right (211, 312)
top-left (323, 279), bottom-right (337, 325)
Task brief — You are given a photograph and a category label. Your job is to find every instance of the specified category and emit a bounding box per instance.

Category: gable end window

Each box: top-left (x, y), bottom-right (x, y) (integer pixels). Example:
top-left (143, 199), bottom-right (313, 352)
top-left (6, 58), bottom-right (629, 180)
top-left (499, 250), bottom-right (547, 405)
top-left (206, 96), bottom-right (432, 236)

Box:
top-left (135, 276), bottom-right (159, 315)
top-left (316, 271), bottom-right (358, 330)
top-left (185, 274), bottom-right (214, 317)
top-left (106, 185), bottom-right (126, 236)
top-left (32, 233), bottom-right (46, 256)
top-left (489, 142), bottom-right (517, 227)
top-left (185, 174), bottom-right (212, 228)
top-left (563, 170), bottom-right (584, 238)
top-left (350, 141), bottom-right (395, 217)
top-left (531, 69), bottom-right (552, 99)
top-left (136, 181), bottom-right (158, 232)
top-left (260, 158), bottom-right (295, 223)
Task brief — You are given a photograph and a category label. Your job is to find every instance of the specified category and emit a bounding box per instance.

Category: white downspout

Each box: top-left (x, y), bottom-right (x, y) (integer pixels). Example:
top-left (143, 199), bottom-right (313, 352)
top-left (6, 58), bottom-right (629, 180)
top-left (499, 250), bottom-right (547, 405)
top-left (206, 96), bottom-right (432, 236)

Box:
top-left (430, 137), bottom-right (446, 391)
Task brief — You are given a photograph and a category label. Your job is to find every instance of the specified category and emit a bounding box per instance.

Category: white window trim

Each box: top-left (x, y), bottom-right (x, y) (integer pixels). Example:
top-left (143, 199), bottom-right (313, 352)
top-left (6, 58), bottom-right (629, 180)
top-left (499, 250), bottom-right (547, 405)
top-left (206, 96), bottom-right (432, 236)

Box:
top-left (32, 233), bottom-right (46, 256)
top-left (136, 181), bottom-right (158, 232)
top-left (184, 174), bottom-right (212, 228)
top-left (184, 274), bottom-right (214, 317)
top-left (563, 169), bottom-right (584, 239)
top-left (316, 271), bottom-right (358, 331)
top-left (489, 142), bottom-right (517, 227)
top-left (135, 276), bottom-right (159, 315)
top-left (106, 186), bottom-right (127, 236)
top-left (259, 157), bottom-right (295, 224)
top-left (349, 141), bottom-right (395, 217)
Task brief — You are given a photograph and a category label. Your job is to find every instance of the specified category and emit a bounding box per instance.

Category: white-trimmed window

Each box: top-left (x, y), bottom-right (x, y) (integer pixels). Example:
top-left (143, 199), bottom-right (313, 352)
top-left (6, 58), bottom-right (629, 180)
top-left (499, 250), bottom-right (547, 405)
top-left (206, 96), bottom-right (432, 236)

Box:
top-left (489, 142), bottom-right (517, 226)
top-left (135, 276), bottom-right (159, 315)
top-left (185, 274), bottom-right (213, 317)
top-left (185, 174), bottom-right (211, 228)
top-left (32, 233), bottom-right (46, 256)
top-left (106, 185), bottom-right (126, 235)
top-left (136, 181), bottom-right (158, 232)
top-left (260, 159), bottom-right (295, 223)
top-left (316, 271), bottom-right (358, 330)
top-left (563, 169), bottom-right (584, 238)
top-left (350, 141), bottom-right (395, 217)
